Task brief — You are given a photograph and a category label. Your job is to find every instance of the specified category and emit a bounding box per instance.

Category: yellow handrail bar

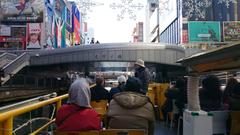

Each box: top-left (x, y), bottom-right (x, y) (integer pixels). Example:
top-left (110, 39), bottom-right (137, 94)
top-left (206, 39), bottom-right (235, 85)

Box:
top-left (30, 119), bottom-right (56, 135)
top-left (0, 84), bottom-right (95, 135)
top-left (0, 94), bottom-right (68, 122)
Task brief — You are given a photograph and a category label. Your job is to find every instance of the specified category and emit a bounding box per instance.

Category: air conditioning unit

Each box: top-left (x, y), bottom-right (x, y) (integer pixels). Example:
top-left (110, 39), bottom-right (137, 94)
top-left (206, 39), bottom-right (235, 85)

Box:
top-left (150, 2), bottom-right (157, 12)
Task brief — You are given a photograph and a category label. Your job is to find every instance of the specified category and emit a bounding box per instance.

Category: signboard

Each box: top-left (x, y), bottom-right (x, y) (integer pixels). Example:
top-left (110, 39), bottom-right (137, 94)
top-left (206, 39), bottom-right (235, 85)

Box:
top-left (223, 21), bottom-right (240, 42)
top-left (0, 25), bottom-right (11, 36)
top-left (26, 23), bottom-right (41, 49)
top-left (182, 30), bottom-right (188, 43)
top-left (188, 21), bottom-right (221, 42)
top-left (0, 0), bottom-right (44, 23)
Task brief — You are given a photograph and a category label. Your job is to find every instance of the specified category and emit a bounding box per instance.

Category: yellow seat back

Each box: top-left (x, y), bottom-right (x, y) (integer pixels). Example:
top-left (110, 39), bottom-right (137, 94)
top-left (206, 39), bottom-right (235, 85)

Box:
top-left (230, 111), bottom-right (240, 135)
top-left (100, 129), bottom-right (146, 135)
top-left (90, 100), bottom-right (108, 119)
top-left (53, 130), bottom-right (99, 135)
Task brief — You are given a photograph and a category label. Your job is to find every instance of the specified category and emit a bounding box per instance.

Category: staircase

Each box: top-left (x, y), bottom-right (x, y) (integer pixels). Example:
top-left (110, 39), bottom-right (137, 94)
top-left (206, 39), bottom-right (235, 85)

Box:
top-left (0, 52), bottom-right (30, 85)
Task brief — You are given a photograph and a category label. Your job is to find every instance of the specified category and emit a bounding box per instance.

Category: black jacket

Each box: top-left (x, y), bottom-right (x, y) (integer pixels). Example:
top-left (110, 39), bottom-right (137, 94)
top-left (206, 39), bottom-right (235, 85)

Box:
top-left (91, 85), bottom-right (110, 101)
top-left (135, 67), bottom-right (150, 94)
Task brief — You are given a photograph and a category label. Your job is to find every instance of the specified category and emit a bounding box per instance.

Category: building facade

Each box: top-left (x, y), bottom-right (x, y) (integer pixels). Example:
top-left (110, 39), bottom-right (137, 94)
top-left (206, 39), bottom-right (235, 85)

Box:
top-left (132, 22), bottom-right (144, 42)
top-left (146, 0), bottom-right (240, 51)
top-left (0, 0), bottom-right (83, 50)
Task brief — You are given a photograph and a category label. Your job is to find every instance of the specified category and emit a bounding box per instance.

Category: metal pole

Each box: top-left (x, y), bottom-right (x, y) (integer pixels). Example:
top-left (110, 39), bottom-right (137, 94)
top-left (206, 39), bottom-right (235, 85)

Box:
top-left (3, 117), bottom-right (13, 135)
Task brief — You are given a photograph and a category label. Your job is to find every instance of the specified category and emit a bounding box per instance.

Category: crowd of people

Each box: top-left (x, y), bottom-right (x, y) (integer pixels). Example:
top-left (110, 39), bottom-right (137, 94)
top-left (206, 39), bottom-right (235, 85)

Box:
top-left (55, 57), bottom-right (240, 134)
top-left (55, 59), bottom-right (154, 134)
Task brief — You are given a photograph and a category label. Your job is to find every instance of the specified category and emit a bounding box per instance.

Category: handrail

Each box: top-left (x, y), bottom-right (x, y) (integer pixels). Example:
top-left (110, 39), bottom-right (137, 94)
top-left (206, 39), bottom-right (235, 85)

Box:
top-left (30, 119), bottom-right (56, 135)
top-left (0, 84), bottom-right (95, 135)
top-left (2, 52), bottom-right (30, 77)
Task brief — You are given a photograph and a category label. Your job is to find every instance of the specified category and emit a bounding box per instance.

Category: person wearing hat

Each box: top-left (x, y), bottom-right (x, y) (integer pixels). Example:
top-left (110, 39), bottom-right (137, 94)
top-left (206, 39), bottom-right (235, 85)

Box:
top-left (134, 59), bottom-right (151, 94)
top-left (109, 75), bottom-right (126, 100)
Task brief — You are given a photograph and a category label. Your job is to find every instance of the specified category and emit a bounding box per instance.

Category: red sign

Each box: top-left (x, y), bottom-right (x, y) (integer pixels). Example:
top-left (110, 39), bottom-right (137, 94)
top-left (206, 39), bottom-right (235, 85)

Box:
top-left (182, 30), bottom-right (188, 43)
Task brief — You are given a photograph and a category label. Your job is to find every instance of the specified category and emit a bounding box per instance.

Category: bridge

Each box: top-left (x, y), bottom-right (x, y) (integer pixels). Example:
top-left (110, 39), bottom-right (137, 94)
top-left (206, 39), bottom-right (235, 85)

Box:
top-left (0, 43), bottom-right (185, 101)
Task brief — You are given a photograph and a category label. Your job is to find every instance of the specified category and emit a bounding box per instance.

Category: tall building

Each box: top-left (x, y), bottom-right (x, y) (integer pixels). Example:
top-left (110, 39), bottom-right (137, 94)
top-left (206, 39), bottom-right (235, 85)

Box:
top-left (132, 22), bottom-right (144, 42)
top-left (0, 0), bottom-right (83, 50)
top-left (146, 0), bottom-right (240, 51)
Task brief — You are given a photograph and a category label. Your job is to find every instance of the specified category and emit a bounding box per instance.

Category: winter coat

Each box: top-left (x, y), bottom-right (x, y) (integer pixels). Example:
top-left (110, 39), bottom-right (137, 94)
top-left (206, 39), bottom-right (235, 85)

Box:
top-left (229, 95), bottom-right (240, 111)
top-left (56, 104), bottom-right (101, 131)
top-left (109, 84), bottom-right (125, 99)
top-left (107, 92), bottom-right (155, 135)
top-left (91, 85), bottom-right (110, 101)
top-left (135, 67), bottom-right (150, 94)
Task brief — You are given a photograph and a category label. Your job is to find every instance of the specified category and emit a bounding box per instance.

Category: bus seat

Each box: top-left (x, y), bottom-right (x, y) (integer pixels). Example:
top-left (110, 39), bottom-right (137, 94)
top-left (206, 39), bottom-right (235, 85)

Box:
top-left (230, 111), bottom-right (240, 135)
top-left (53, 130), bottom-right (99, 135)
top-left (99, 129), bottom-right (146, 135)
top-left (90, 100), bottom-right (108, 119)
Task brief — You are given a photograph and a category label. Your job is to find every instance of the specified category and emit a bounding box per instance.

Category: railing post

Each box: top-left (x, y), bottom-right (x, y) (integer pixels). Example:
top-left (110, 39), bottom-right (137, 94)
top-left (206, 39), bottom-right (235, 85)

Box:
top-left (3, 117), bottom-right (13, 135)
top-left (56, 100), bottom-right (62, 111)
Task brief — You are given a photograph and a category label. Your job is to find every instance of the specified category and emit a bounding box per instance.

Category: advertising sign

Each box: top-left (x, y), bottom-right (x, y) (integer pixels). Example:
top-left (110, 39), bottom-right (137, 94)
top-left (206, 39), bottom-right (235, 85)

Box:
top-left (223, 21), bottom-right (240, 42)
top-left (0, 0), bottom-right (44, 23)
top-left (26, 23), bottom-right (41, 49)
top-left (188, 21), bottom-right (221, 42)
top-left (0, 25), bottom-right (11, 36)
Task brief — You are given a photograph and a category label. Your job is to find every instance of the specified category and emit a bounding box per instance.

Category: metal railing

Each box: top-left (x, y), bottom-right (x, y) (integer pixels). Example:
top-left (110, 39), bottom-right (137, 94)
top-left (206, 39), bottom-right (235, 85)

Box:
top-left (0, 53), bottom-right (17, 68)
top-left (0, 84), bottom-right (95, 135)
top-left (0, 94), bottom-right (68, 135)
top-left (2, 52), bottom-right (30, 77)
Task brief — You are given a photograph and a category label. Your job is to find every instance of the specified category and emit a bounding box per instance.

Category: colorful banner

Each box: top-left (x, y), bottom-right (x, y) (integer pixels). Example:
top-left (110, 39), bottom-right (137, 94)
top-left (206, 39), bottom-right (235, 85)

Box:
top-left (188, 21), bottom-right (221, 42)
top-left (0, 0), bottom-right (44, 23)
top-left (26, 23), bottom-right (41, 49)
top-left (223, 21), bottom-right (240, 42)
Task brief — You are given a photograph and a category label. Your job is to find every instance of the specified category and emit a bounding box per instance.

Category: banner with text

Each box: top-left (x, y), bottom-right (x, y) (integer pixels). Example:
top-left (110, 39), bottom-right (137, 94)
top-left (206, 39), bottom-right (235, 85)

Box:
top-left (188, 21), bottom-right (221, 42)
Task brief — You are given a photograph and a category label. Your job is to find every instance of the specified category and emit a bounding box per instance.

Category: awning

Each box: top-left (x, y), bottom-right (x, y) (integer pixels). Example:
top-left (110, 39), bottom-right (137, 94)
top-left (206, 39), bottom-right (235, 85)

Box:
top-left (178, 42), bottom-right (240, 74)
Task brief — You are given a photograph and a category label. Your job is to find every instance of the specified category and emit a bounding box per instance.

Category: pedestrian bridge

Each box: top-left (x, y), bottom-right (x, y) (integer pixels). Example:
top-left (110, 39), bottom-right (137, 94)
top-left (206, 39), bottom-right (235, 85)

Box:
top-left (30, 43), bottom-right (185, 66)
top-left (0, 43), bottom-right (185, 85)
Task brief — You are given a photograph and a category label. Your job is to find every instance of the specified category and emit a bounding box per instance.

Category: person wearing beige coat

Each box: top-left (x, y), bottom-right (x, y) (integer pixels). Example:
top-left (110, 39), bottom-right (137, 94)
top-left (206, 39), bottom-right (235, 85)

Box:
top-left (107, 77), bottom-right (155, 135)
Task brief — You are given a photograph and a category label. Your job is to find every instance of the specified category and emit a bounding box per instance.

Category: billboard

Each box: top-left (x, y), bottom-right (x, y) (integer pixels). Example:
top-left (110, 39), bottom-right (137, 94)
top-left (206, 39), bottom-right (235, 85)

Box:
top-left (0, 0), bottom-right (44, 23)
top-left (26, 23), bottom-right (41, 49)
top-left (223, 21), bottom-right (240, 42)
top-left (188, 21), bottom-right (221, 42)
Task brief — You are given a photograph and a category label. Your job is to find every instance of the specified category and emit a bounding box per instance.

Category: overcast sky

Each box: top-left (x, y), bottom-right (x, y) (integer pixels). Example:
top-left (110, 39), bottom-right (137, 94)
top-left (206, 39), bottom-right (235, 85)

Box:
top-left (85, 0), bottom-right (146, 43)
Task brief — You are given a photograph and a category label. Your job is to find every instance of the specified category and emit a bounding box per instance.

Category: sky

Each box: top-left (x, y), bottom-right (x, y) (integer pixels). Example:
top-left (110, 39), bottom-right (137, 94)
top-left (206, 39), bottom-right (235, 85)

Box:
top-left (84, 0), bottom-right (146, 43)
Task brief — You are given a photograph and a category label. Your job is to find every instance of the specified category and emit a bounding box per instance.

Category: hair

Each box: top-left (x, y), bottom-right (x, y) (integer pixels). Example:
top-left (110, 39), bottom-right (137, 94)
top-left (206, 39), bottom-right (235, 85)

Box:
top-left (124, 77), bottom-right (143, 93)
top-left (225, 78), bottom-right (238, 94)
top-left (202, 75), bottom-right (221, 100)
top-left (95, 77), bottom-right (104, 86)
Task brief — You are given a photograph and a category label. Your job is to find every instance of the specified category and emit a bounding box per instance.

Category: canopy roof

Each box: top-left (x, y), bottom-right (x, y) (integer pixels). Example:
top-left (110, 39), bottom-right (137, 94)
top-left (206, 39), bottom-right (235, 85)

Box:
top-left (178, 42), bottom-right (240, 74)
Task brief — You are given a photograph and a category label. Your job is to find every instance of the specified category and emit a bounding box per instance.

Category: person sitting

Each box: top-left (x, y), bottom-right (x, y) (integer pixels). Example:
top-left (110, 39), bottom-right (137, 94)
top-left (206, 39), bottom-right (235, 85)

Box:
top-left (229, 82), bottom-right (240, 111)
top-left (107, 77), bottom-right (155, 135)
top-left (56, 78), bottom-right (101, 131)
top-left (91, 77), bottom-right (110, 101)
top-left (223, 78), bottom-right (238, 105)
top-left (199, 75), bottom-right (223, 111)
top-left (109, 75), bottom-right (126, 99)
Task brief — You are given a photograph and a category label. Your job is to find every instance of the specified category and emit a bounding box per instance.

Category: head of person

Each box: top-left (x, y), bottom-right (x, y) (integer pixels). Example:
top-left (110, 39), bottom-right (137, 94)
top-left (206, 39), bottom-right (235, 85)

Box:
top-left (232, 83), bottom-right (240, 96)
top-left (68, 78), bottom-right (91, 108)
top-left (96, 76), bottom-right (104, 87)
top-left (118, 75), bottom-right (126, 85)
top-left (134, 59), bottom-right (145, 69)
top-left (124, 77), bottom-right (143, 94)
top-left (202, 75), bottom-right (221, 99)
top-left (175, 78), bottom-right (186, 89)
top-left (29, 33), bottom-right (39, 43)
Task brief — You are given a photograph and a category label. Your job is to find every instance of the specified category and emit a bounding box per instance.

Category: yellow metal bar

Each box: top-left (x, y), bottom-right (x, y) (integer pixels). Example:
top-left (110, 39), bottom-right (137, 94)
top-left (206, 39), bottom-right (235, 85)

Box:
top-left (56, 100), bottom-right (62, 111)
top-left (0, 122), bottom-right (3, 135)
top-left (0, 94), bottom-right (68, 122)
top-left (3, 117), bottom-right (13, 135)
top-left (30, 119), bottom-right (56, 135)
